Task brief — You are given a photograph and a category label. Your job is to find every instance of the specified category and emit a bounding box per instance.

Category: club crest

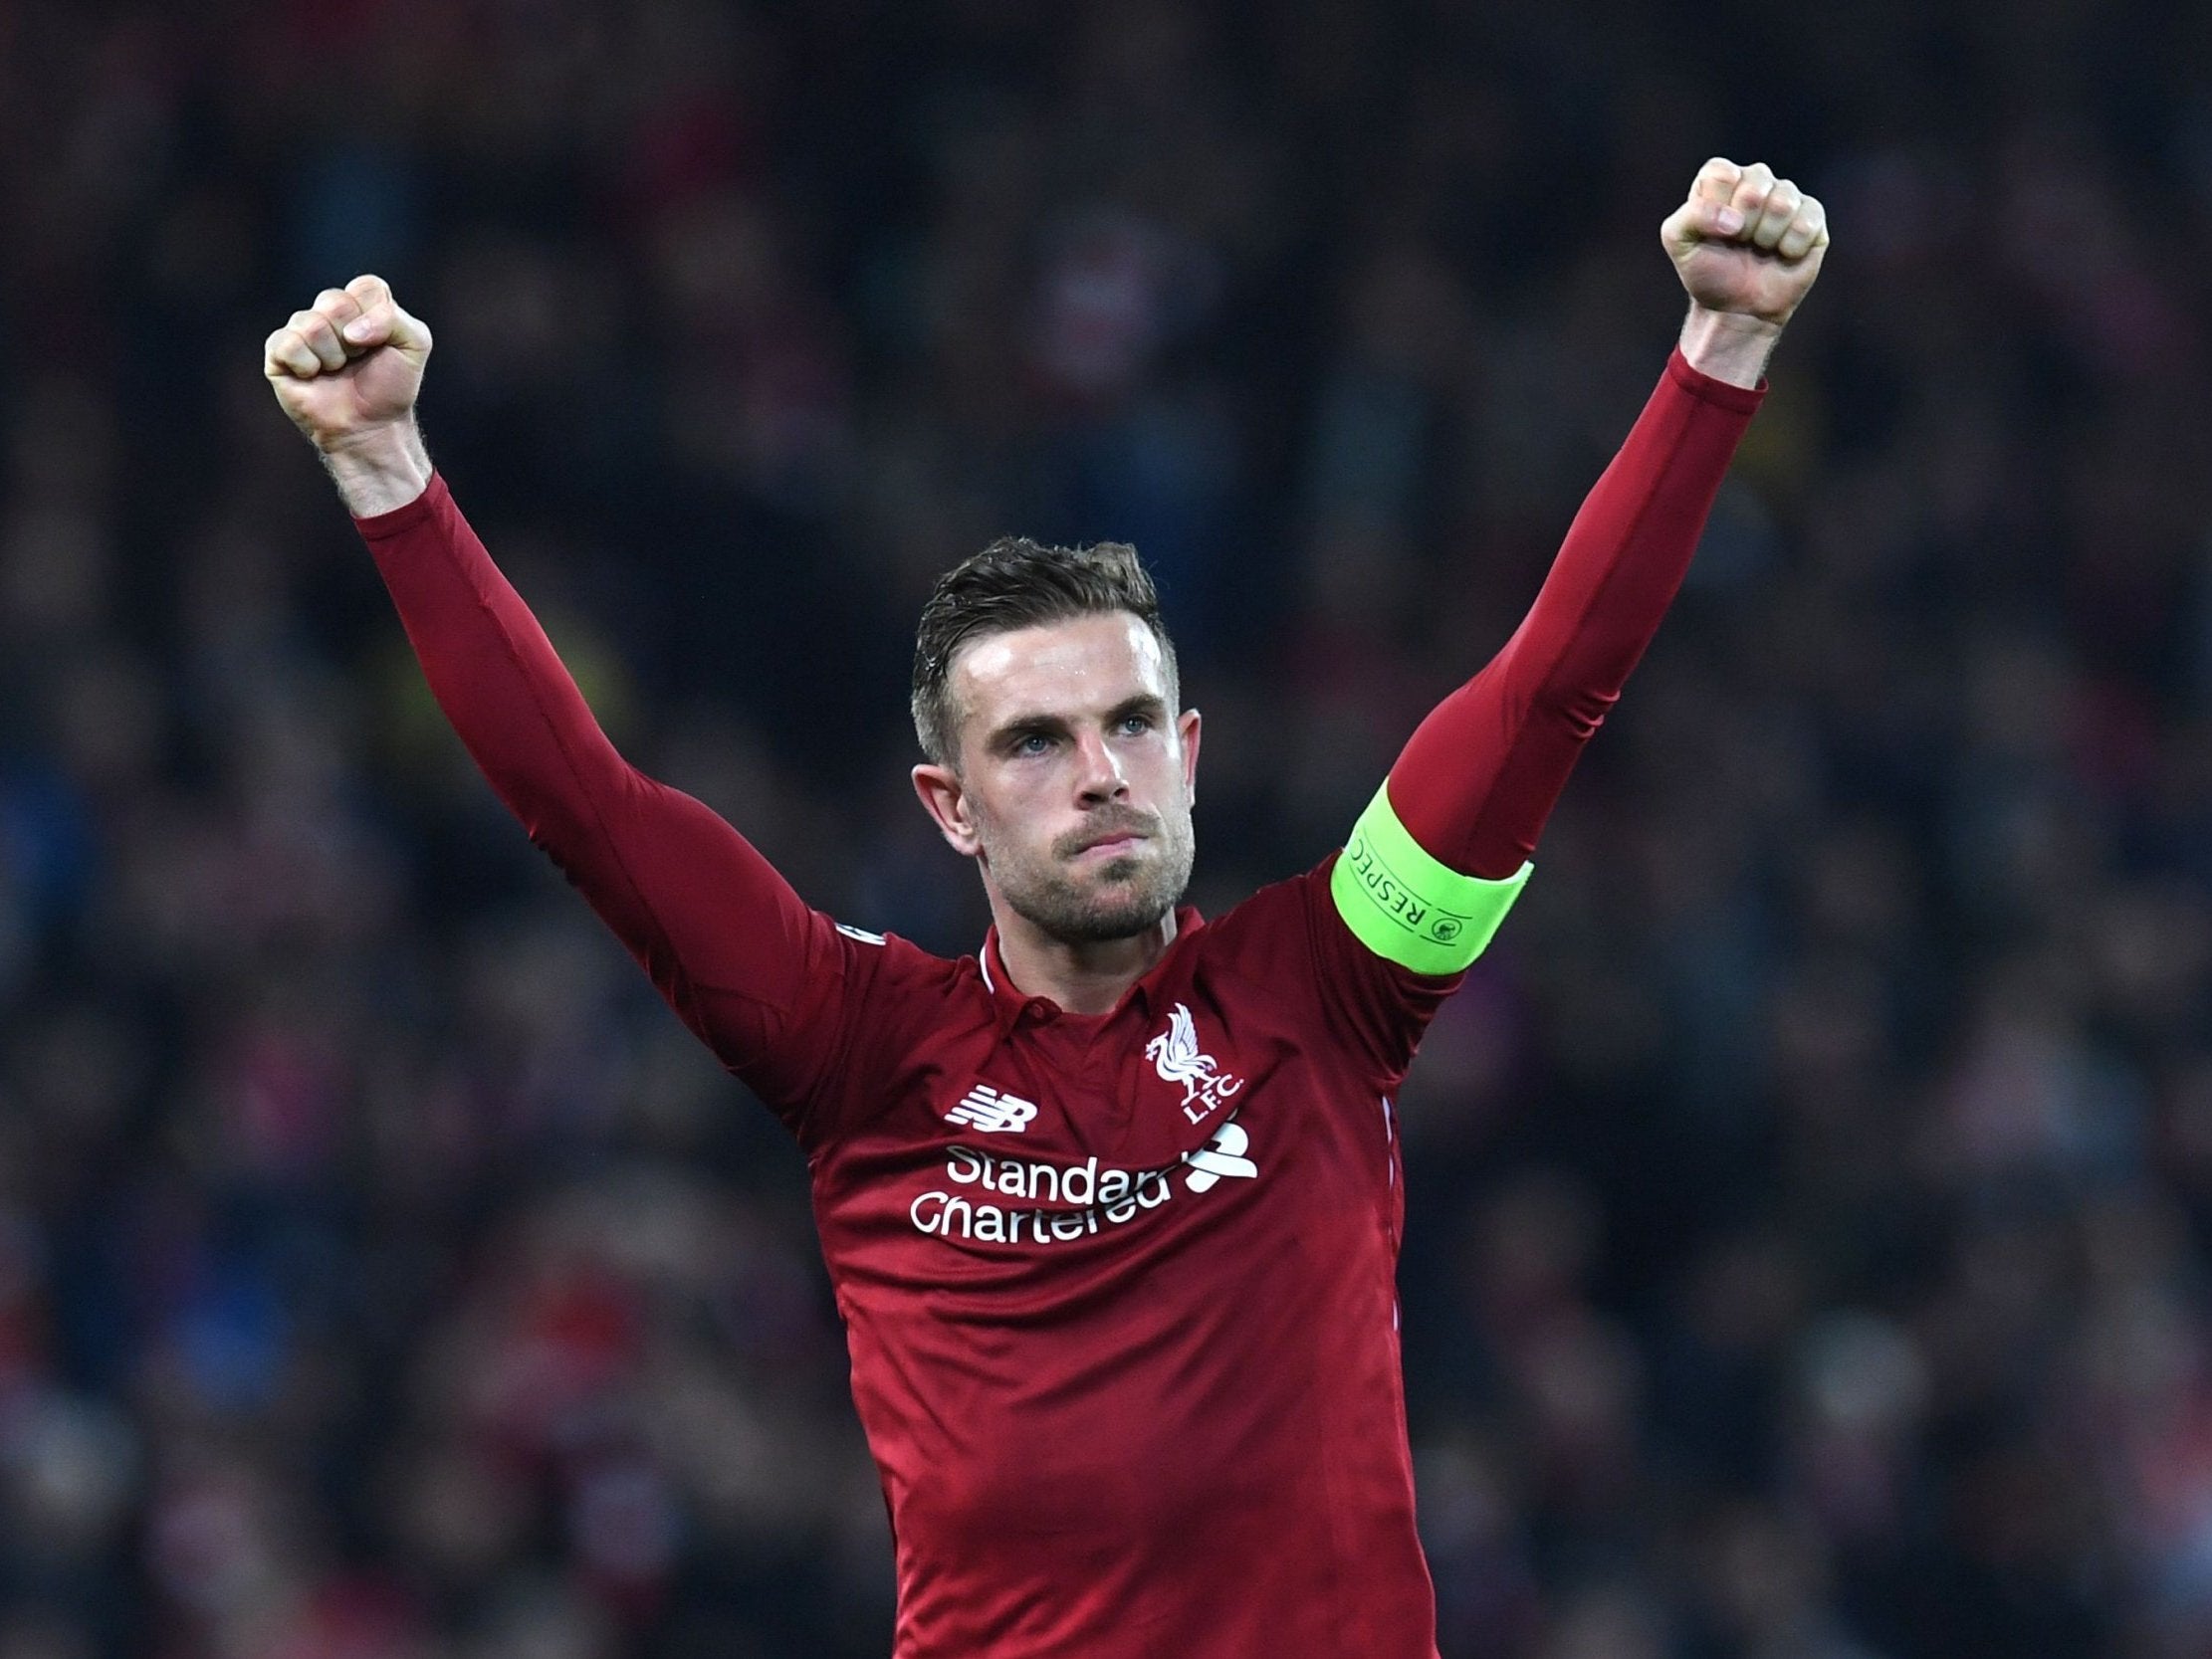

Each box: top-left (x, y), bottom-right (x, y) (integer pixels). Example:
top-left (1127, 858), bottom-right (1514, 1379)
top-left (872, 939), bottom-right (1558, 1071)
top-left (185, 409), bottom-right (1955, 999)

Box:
top-left (1145, 1003), bottom-right (1245, 1126)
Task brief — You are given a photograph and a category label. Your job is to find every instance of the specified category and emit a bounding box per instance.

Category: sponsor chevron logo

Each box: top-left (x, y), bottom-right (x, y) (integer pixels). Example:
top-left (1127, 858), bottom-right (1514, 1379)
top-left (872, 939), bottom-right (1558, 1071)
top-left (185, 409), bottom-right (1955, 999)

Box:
top-left (1183, 1120), bottom-right (1257, 1191)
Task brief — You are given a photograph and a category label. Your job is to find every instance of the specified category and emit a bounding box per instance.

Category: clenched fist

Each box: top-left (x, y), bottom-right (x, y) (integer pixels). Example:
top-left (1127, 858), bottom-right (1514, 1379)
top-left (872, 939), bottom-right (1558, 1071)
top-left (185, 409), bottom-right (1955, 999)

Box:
top-left (1663, 158), bottom-right (1828, 326)
top-left (266, 275), bottom-right (435, 515)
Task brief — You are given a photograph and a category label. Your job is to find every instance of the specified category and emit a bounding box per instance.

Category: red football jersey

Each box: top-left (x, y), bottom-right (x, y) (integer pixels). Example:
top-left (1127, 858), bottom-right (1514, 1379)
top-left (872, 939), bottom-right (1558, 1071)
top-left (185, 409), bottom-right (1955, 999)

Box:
top-left (353, 352), bottom-right (1759, 1655)
top-left (798, 883), bottom-right (1454, 1655)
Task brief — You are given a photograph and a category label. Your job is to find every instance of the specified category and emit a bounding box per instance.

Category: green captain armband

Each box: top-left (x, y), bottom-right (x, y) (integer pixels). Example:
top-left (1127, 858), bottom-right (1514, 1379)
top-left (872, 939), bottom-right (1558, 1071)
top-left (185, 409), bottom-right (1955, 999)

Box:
top-left (1330, 783), bottom-right (1532, 974)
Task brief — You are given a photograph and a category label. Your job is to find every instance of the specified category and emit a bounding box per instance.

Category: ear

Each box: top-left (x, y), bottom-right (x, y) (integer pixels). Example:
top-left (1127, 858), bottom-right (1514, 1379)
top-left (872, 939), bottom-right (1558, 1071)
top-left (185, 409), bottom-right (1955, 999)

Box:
top-left (912, 762), bottom-right (984, 858)
top-left (1178, 708), bottom-right (1202, 805)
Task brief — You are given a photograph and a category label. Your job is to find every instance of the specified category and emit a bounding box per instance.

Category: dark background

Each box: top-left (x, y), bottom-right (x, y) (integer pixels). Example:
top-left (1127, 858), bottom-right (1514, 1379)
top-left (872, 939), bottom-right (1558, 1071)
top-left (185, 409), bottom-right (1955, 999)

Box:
top-left (4, 0), bottom-right (2212, 1654)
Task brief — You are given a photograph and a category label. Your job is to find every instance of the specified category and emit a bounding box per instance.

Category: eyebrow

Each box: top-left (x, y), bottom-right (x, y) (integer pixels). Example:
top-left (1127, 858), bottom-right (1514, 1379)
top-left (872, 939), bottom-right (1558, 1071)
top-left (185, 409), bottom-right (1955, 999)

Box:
top-left (987, 694), bottom-right (1170, 751)
top-left (1108, 693), bottom-right (1171, 726)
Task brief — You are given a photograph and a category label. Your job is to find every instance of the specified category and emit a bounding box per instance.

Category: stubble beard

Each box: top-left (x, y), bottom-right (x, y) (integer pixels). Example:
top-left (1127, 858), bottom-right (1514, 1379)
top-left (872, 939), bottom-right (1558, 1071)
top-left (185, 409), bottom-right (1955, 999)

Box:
top-left (989, 809), bottom-right (1197, 944)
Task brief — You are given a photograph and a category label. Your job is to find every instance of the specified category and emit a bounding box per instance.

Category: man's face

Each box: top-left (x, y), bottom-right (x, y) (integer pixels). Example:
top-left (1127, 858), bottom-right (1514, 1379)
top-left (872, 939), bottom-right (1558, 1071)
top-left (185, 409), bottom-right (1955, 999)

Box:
top-left (914, 612), bottom-right (1200, 944)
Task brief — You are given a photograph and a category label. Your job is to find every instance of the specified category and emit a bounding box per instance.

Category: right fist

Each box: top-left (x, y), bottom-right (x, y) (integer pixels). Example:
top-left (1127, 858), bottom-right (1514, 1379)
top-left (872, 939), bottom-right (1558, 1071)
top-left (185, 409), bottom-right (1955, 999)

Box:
top-left (264, 274), bottom-right (432, 449)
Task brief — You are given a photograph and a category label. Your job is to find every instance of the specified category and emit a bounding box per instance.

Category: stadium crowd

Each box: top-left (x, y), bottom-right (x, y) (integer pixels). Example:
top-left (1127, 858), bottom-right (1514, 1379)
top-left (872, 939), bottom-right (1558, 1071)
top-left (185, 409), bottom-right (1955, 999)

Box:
top-left (4, 0), bottom-right (2212, 1653)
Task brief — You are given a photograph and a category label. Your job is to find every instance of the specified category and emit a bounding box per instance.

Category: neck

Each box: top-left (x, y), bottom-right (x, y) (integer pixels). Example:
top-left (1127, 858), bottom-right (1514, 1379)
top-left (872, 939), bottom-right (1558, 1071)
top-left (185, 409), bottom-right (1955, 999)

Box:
top-left (990, 902), bottom-right (1180, 1015)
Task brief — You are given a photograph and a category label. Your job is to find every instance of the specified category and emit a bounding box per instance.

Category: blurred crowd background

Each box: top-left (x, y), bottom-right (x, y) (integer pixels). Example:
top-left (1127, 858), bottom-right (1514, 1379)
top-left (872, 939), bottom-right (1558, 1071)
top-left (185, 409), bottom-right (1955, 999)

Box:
top-left (4, 0), bottom-right (2212, 1654)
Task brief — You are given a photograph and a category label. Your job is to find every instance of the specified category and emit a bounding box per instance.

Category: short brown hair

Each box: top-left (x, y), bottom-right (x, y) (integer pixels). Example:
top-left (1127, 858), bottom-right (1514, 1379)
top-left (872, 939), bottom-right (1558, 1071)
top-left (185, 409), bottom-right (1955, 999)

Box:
top-left (911, 536), bottom-right (1178, 766)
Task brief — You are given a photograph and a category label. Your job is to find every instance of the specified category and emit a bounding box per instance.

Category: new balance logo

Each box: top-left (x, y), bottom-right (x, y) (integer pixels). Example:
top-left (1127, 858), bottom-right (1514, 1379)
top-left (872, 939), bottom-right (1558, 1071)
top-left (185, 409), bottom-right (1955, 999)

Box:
top-left (1184, 1121), bottom-right (1257, 1191)
top-left (835, 923), bottom-right (887, 945)
top-left (944, 1085), bottom-right (1038, 1135)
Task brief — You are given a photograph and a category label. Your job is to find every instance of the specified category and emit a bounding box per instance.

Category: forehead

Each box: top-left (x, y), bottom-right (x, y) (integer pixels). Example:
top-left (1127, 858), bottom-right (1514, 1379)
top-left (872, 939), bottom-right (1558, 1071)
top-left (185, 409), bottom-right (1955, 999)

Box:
top-left (949, 612), bottom-right (1172, 728)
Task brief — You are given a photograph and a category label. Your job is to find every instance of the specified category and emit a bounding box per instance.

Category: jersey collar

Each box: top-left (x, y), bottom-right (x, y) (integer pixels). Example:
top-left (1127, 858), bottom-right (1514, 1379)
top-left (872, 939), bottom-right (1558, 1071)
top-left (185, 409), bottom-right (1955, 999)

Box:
top-left (978, 906), bottom-right (1205, 1035)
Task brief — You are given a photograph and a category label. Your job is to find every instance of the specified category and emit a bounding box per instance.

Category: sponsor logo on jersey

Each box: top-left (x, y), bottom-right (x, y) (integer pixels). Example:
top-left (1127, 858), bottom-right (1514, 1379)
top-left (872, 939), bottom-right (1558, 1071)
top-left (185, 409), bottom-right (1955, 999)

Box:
top-left (943, 1084), bottom-right (1039, 1134)
top-left (1145, 1002), bottom-right (1245, 1125)
top-left (1183, 1120), bottom-right (1257, 1190)
top-left (908, 1115), bottom-right (1259, 1245)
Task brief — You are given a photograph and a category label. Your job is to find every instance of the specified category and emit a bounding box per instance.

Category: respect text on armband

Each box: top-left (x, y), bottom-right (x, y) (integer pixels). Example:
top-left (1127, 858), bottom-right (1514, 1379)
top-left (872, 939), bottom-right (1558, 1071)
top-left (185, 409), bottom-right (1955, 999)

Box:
top-left (1343, 830), bottom-right (1470, 944)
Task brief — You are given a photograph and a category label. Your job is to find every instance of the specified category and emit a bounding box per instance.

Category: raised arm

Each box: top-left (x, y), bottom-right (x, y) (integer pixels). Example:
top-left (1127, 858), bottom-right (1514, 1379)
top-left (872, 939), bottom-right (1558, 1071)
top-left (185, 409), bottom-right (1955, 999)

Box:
top-left (263, 278), bottom-right (853, 1115)
top-left (1331, 160), bottom-right (1829, 975)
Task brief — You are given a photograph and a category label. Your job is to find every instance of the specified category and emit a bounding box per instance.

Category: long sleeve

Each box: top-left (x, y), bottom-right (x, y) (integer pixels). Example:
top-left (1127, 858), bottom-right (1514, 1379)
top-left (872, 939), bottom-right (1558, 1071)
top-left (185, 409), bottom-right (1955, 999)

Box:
top-left (1386, 348), bottom-right (1764, 879)
top-left (353, 476), bottom-right (858, 1117)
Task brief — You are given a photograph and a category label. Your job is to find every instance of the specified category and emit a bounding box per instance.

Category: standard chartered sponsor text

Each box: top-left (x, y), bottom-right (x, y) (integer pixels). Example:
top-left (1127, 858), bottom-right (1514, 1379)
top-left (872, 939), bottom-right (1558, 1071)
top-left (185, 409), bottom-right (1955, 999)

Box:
top-left (910, 1146), bottom-right (1178, 1244)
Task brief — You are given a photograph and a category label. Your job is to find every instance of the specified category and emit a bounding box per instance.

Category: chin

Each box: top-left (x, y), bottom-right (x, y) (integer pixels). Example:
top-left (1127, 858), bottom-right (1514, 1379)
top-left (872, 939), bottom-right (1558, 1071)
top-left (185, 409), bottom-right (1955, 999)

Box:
top-left (1083, 864), bottom-right (1174, 924)
top-left (1062, 906), bottom-right (1171, 945)
top-left (995, 833), bottom-right (1194, 945)
top-left (1017, 882), bottom-right (1175, 945)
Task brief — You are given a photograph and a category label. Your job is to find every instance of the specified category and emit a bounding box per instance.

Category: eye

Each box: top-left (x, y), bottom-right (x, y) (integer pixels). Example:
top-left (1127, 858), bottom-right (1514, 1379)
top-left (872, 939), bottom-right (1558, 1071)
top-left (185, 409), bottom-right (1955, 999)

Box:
top-left (1012, 731), bottom-right (1054, 756)
top-left (1117, 713), bottom-right (1154, 736)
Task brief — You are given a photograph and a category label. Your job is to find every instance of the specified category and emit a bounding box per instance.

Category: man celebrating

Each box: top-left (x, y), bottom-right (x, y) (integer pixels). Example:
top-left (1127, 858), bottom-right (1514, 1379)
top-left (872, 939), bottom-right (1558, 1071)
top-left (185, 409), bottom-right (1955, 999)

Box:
top-left (266, 158), bottom-right (1827, 1656)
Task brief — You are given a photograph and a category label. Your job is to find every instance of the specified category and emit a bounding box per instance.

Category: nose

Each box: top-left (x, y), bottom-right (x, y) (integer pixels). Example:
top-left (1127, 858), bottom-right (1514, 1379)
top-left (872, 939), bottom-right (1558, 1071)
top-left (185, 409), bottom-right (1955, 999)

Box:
top-left (1073, 729), bottom-right (1129, 806)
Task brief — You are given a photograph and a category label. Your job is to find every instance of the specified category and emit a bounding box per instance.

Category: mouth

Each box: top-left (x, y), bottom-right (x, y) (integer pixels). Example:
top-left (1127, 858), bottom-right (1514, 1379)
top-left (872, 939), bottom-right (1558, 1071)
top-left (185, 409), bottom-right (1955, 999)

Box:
top-left (1058, 807), bottom-right (1162, 865)
top-left (1073, 833), bottom-right (1146, 862)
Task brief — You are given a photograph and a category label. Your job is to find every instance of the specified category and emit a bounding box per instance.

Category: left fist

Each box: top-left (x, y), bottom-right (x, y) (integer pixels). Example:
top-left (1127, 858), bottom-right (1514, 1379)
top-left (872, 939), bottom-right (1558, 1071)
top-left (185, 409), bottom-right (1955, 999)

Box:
top-left (1662, 158), bottom-right (1829, 326)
